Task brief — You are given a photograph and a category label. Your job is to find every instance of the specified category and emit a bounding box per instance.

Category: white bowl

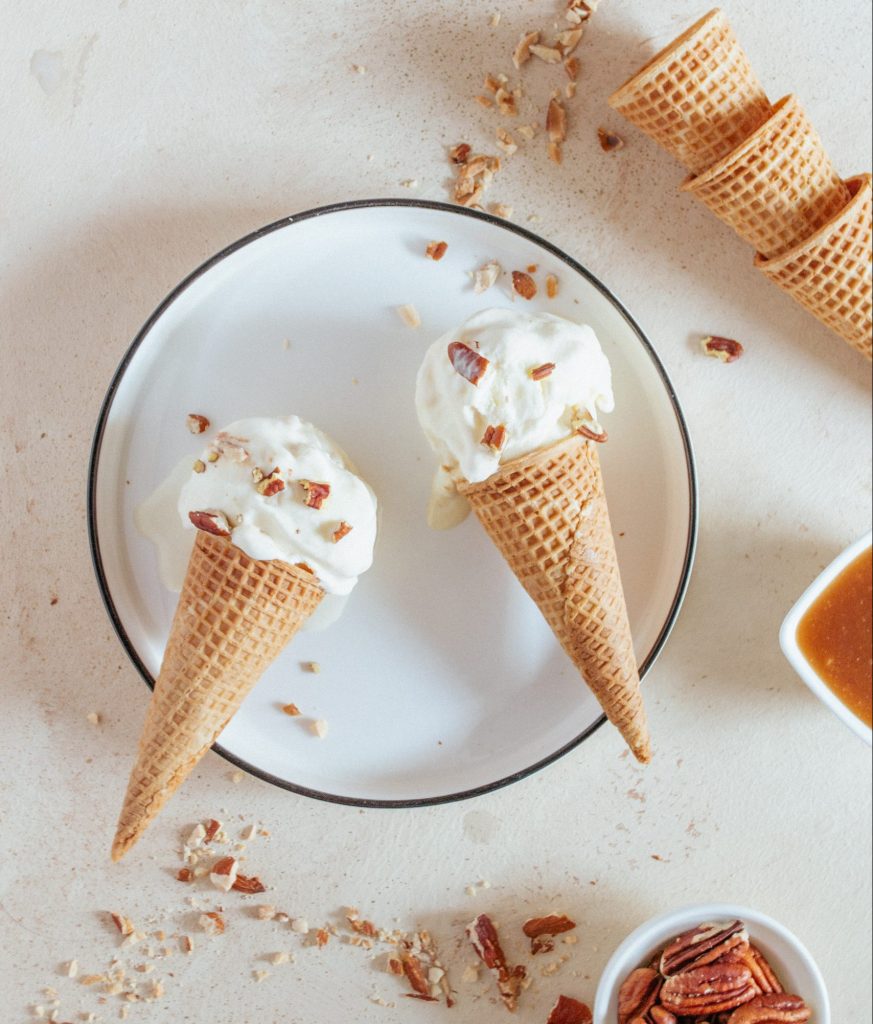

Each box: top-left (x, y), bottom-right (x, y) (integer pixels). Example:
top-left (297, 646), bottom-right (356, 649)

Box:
top-left (594, 903), bottom-right (830, 1024)
top-left (780, 531), bottom-right (872, 746)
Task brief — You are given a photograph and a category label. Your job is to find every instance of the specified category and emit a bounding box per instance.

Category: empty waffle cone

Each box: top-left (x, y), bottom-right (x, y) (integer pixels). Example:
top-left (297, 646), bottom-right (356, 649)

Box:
top-left (459, 435), bottom-right (651, 763)
top-left (112, 531), bottom-right (324, 861)
top-left (682, 95), bottom-right (851, 259)
top-left (608, 8), bottom-right (771, 175)
top-left (756, 174), bottom-right (872, 360)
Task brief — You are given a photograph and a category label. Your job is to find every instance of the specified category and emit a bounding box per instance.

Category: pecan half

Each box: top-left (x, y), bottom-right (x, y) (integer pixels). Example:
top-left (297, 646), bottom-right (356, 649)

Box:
top-left (233, 874), bottom-right (267, 895)
top-left (702, 335), bottom-right (745, 363)
top-left (522, 914), bottom-right (576, 955)
top-left (188, 510), bottom-right (231, 537)
top-left (661, 921), bottom-right (749, 976)
top-left (743, 945), bottom-right (785, 995)
top-left (660, 964), bottom-right (757, 1016)
top-left (426, 241), bottom-right (449, 261)
top-left (481, 424), bottom-right (508, 452)
top-left (512, 271), bottom-right (537, 300)
top-left (727, 994), bottom-right (812, 1023)
top-left (301, 480), bottom-right (331, 509)
top-left (547, 995), bottom-right (592, 1024)
top-left (618, 968), bottom-right (662, 1024)
top-left (467, 914), bottom-right (527, 1013)
top-left (448, 341), bottom-right (490, 385)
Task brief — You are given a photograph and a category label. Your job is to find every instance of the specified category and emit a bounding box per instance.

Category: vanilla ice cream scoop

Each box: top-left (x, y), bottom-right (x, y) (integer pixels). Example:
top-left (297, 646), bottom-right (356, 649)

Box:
top-left (178, 416), bottom-right (377, 595)
top-left (416, 308), bottom-right (615, 528)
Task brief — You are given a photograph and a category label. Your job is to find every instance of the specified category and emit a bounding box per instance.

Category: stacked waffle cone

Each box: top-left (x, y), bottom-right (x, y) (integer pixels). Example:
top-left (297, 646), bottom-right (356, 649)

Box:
top-left (609, 8), bottom-right (872, 360)
top-left (112, 532), bottom-right (323, 861)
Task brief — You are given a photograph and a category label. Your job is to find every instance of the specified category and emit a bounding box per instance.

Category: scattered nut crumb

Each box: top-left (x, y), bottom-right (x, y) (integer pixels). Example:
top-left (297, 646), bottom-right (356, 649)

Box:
top-left (512, 271), bottom-right (538, 301)
top-left (472, 260), bottom-right (502, 294)
top-left (426, 241), bottom-right (449, 261)
top-left (513, 30), bottom-right (540, 69)
top-left (304, 661), bottom-right (321, 674)
top-left (257, 905), bottom-right (277, 920)
top-left (252, 970), bottom-right (270, 983)
top-left (311, 719), bottom-right (329, 739)
top-left (282, 703), bottom-right (302, 717)
top-left (291, 918), bottom-right (310, 935)
top-left (86, 712), bottom-right (101, 726)
top-left (490, 203), bottom-right (514, 220)
top-left (546, 275), bottom-right (559, 299)
top-left (489, 12), bottom-right (501, 27)
top-left (62, 960), bottom-right (78, 978)
top-left (186, 414), bottom-right (210, 435)
top-left (351, 64), bottom-right (366, 74)
top-left (598, 128), bottom-right (625, 152)
top-left (400, 179), bottom-right (418, 189)
top-left (530, 44), bottom-right (563, 64)
top-left (397, 304), bottom-right (422, 329)
top-left (701, 335), bottom-right (745, 363)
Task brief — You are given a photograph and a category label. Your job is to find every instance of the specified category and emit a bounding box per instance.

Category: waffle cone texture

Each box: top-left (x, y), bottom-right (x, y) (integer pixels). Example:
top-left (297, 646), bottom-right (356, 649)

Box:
top-left (608, 8), bottom-right (771, 175)
top-left (459, 436), bottom-right (651, 763)
top-left (682, 96), bottom-right (850, 259)
top-left (756, 174), bottom-right (873, 359)
top-left (112, 532), bottom-right (324, 861)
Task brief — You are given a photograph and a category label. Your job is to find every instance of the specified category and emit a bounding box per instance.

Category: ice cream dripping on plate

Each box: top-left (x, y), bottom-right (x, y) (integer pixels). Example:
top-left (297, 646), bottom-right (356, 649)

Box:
top-left (416, 308), bottom-right (651, 764)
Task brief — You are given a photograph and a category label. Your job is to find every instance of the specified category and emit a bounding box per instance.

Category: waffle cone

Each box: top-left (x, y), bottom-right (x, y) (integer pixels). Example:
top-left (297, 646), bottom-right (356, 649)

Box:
top-left (608, 8), bottom-right (771, 174)
top-left (112, 532), bottom-right (323, 861)
top-left (756, 174), bottom-right (873, 359)
top-left (682, 96), bottom-right (850, 259)
top-left (459, 436), bottom-right (651, 763)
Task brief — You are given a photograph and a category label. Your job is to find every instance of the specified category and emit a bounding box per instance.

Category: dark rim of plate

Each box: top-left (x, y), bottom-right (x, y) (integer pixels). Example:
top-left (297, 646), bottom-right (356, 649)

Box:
top-left (87, 197), bottom-right (700, 810)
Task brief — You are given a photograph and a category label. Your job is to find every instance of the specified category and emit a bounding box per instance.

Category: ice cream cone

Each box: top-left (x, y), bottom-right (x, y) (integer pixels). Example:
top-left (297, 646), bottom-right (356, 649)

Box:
top-left (756, 174), bottom-right (872, 360)
top-left (608, 8), bottom-right (771, 175)
top-left (112, 531), bottom-right (323, 861)
top-left (459, 435), bottom-right (651, 763)
top-left (682, 96), bottom-right (851, 259)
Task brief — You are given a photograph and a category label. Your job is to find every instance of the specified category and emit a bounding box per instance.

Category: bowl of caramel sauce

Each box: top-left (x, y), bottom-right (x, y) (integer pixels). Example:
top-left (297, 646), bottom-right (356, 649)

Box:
top-left (781, 531), bottom-right (872, 745)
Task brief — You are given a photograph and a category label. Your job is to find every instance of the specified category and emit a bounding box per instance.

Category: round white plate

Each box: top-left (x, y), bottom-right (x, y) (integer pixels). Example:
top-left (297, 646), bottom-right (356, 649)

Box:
top-left (89, 199), bottom-right (697, 806)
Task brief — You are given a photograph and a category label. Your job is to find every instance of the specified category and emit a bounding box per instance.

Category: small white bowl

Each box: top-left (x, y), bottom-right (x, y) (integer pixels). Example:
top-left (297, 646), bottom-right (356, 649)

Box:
top-left (594, 903), bottom-right (830, 1024)
top-left (781, 531), bottom-right (872, 746)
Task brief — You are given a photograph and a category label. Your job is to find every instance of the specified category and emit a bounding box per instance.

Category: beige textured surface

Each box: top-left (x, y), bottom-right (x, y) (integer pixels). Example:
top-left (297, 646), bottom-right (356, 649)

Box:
top-left (113, 533), bottom-right (323, 861)
top-left (461, 437), bottom-right (650, 763)
top-left (682, 95), bottom-right (851, 259)
top-left (756, 174), bottom-right (873, 359)
top-left (1, 1), bottom-right (871, 1022)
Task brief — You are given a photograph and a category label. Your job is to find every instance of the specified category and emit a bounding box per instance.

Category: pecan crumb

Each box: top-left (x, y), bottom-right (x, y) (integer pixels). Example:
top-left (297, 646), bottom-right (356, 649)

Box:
top-left (233, 874), bottom-right (267, 895)
top-left (256, 469), bottom-right (285, 497)
top-left (565, 57), bottom-right (580, 80)
top-left (530, 362), bottom-right (557, 381)
top-left (448, 341), bottom-right (490, 385)
top-left (426, 241), bottom-right (449, 262)
top-left (282, 703), bottom-right (302, 717)
top-left (512, 271), bottom-right (538, 300)
top-left (598, 128), bottom-right (625, 152)
top-left (546, 275), bottom-right (559, 299)
top-left (186, 414), bottom-right (210, 435)
top-left (193, 459), bottom-right (206, 474)
top-left (305, 661), bottom-right (321, 674)
top-left (332, 521), bottom-right (353, 543)
top-left (578, 425), bottom-right (609, 443)
top-left (490, 203), bottom-right (514, 220)
top-left (450, 143), bottom-right (472, 165)
top-left (311, 719), bottom-right (329, 739)
top-left (523, 914), bottom-right (577, 955)
top-left (472, 260), bottom-right (502, 294)
top-left (475, 94), bottom-right (494, 109)
top-left (513, 30), bottom-right (541, 69)
top-left (397, 303), bottom-right (422, 329)
top-left (547, 98), bottom-right (568, 143)
top-left (199, 912), bottom-right (225, 935)
top-left (702, 335), bottom-right (745, 363)
top-left (481, 425), bottom-right (508, 452)
top-left (300, 480), bottom-right (331, 510)
top-left (530, 44), bottom-right (563, 64)
top-left (188, 510), bottom-right (231, 537)
top-left (176, 868), bottom-right (193, 883)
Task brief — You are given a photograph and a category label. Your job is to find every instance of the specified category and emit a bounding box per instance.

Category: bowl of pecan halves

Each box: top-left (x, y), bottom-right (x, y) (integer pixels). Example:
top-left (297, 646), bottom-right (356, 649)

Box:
top-left (593, 904), bottom-right (830, 1024)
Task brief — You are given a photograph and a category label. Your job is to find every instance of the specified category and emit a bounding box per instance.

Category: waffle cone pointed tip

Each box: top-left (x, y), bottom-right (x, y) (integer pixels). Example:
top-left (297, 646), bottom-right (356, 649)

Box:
top-left (112, 532), bottom-right (323, 860)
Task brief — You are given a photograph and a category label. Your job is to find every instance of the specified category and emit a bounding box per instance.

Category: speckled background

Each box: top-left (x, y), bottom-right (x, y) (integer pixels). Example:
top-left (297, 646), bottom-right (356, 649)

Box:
top-left (2, 1), bottom-right (871, 1021)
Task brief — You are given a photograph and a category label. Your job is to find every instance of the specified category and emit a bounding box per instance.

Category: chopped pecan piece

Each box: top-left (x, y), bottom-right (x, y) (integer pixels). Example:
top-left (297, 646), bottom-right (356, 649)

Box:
top-left (333, 521), bottom-right (353, 543)
top-left (496, 87), bottom-right (518, 117)
top-left (210, 856), bottom-right (239, 892)
top-left (199, 911), bottom-right (225, 935)
top-left (109, 913), bottom-right (135, 937)
top-left (233, 874), bottom-right (267, 895)
top-left (661, 920), bottom-right (749, 976)
top-left (483, 73), bottom-right (502, 94)
top-left (523, 914), bottom-right (576, 954)
top-left (473, 260), bottom-right (502, 294)
top-left (176, 868), bottom-right (193, 883)
top-left (256, 469), bottom-right (285, 497)
top-left (314, 929), bottom-right (330, 948)
top-left (564, 57), bottom-right (580, 81)
top-left (727, 994), bottom-right (812, 1023)
top-left (577, 424), bottom-right (608, 443)
top-left (618, 968), bottom-right (662, 1024)
top-left (530, 44), bottom-right (563, 64)
top-left (702, 335), bottom-right (745, 363)
top-left (203, 819), bottom-right (222, 843)
top-left (282, 703), bottom-right (302, 716)
top-left (481, 424), bottom-right (508, 452)
top-left (557, 28), bottom-right (585, 55)
top-left (547, 995), bottom-right (592, 1024)
top-left (513, 30), bottom-right (541, 69)
top-left (466, 914), bottom-right (527, 1013)
top-left (546, 275), bottom-right (559, 299)
top-left (548, 141), bottom-right (563, 164)
top-left (512, 271), bottom-right (538, 300)
top-left (475, 95), bottom-right (494, 109)
top-left (547, 97), bottom-right (568, 143)
top-left (301, 481), bottom-right (331, 510)
top-left (213, 432), bottom-right (249, 462)
top-left (530, 362), bottom-right (556, 381)
top-left (188, 510), bottom-right (231, 537)
top-left (661, 963), bottom-right (757, 1016)
top-left (402, 955), bottom-right (431, 997)
top-left (426, 241), bottom-right (449, 261)
top-left (450, 143), bottom-right (472, 165)
top-left (448, 341), bottom-right (490, 385)
top-left (598, 128), bottom-right (625, 152)
top-left (186, 414), bottom-right (210, 434)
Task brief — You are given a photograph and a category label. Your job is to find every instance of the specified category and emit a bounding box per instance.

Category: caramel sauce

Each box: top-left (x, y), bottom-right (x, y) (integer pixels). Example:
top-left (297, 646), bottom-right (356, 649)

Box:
top-left (797, 546), bottom-right (873, 727)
